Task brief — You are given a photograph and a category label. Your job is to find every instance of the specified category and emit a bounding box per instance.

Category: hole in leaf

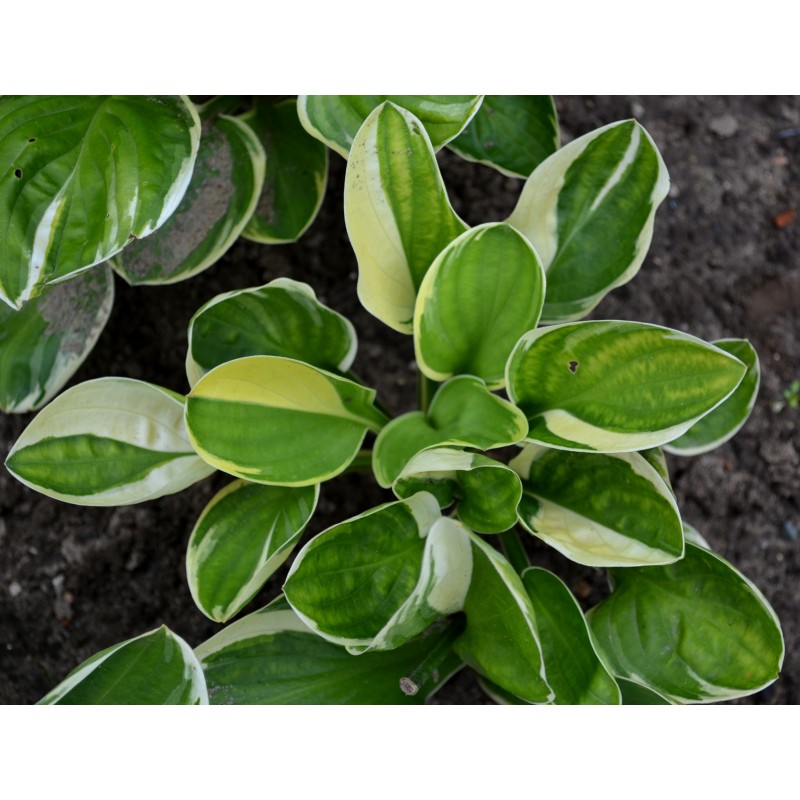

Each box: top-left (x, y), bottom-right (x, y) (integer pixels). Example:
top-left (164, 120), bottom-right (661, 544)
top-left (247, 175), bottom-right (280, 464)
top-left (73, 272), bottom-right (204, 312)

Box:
top-left (28, 137), bottom-right (36, 143)
top-left (14, 168), bottom-right (22, 178)
top-left (568, 360), bottom-right (579, 373)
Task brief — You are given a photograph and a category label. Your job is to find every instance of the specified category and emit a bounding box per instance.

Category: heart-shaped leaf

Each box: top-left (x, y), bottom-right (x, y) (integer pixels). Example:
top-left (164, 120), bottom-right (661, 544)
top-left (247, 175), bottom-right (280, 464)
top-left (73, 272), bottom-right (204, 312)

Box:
top-left (0, 95), bottom-right (200, 307)
top-left (6, 378), bottom-right (214, 505)
top-left (344, 102), bottom-right (468, 333)
top-left (185, 356), bottom-right (386, 486)
top-left (507, 320), bottom-right (747, 452)
top-left (414, 222), bottom-right (545, 388)
top-left (113, 113), bottom-right (265, 285)
top-left (185, 278), bottom-right (357, 388)
top-left (507, 119), bottom-right (669, 322)
top-left (187, 480), bottom-right (319, 622)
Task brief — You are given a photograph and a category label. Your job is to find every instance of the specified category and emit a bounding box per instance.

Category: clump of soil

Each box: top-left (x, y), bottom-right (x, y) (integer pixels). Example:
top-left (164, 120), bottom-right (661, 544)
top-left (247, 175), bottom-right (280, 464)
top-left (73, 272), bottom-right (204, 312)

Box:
top-left (1, 96), bottom-right (797, 704)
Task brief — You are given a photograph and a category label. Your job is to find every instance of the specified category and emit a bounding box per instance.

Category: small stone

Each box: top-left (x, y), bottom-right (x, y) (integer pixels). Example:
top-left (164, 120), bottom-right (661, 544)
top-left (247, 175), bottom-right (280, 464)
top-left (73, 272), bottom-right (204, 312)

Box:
top-left (709, 114), bottom-right (739, 138)
top-left (631, 101), bottom-right (645, 118)
top-left (780, 521), bottom-right (798, 542)
top-left (773, 209), bottom-right (796, 229)
top-left (9, 581), bottom-right (22, 598)
top-left (668, 183), bottom-right (681, 199)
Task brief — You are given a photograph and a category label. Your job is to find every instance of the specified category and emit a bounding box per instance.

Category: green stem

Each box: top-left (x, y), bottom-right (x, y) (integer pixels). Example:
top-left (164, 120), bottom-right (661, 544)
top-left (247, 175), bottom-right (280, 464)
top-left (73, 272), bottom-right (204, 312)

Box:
top-left (399, 615), bottom-right (466, 699)
top-left (418, 372), bottom-right (440, 415)
top-left (499, 529), bottom-right (530, 575)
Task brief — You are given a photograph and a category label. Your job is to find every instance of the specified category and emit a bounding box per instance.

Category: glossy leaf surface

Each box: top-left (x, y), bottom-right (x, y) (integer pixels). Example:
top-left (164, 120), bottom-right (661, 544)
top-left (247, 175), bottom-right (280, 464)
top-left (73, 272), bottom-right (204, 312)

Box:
top-left (344, 102), bottom-right (468, 333)
top-left (185, 278), bottom-right (357, 388)
top-left (196, 596), bottom-right (463, 704)
top-left (185, 356), bottom-right (386, 486)
top-left (187, 480), bottom-right (319, 622)
top-left (284, 494), bottom-right (472, 653)
top-left (0, 264), bottom-right (114, 412)
top-left (507, 321), bottom-right (747, 452)
top-left (241, 97), bottom-right (328, 243)
top-left (522, 567), bottom-right (620, 704)
top-left (507, 120), bottom-right (669, 322)
top-left (454, 531), bottom-right (552, 703)
top-left (113, 114), bottom-right (265, 285)
top-left (299, 95), bottom-right (483, 158)
top-left (665, 339), bottom-right (760, 456)
top-left (373, 375), bottom-right (528, 487)
top-left (6, 378), bottom-right (214, 505)
top-left (512, 444), bottom-right (684, 566)
top-left (448, 95), bottom-right (559, 178)
top-left (0, 95), bottom-right (199, 307)
top-left (414, 223), bottom-right (545, 387)
top-left (589, 542), bottom-right (784, 703)
top-left (39, 626), bottom-right (207, 705)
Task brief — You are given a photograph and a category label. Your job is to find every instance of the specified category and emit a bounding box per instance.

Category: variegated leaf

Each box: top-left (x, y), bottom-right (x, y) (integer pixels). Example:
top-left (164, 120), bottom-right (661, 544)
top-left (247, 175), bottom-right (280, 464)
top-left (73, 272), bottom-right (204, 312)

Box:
top-left (454, 531), bottom-right (553, 704)
top-left (506, 320), bottom-right (747, 452)
top-left (373, 375), bottom-right (528, 487)
top-left (113, 114), bottom-right (265, 285)
top-left (665, 339), bottom-right (760, 456)
top-left (616, 678), bottom-right (674, 705)
top-left (0, 96), bottom-right (200, 308)
top-left (185, 356), bottom-right (386, 486)
top-left (507, 119), bottom-right (669, 322)
top-left (0, 264), bottom-right (114, 413)
top-left (187, 480), bottom-right (319, 622)
top-left (196, 595), bottom-right (464, 704)
top-left (344, 102), bottom-right (468, 333)
top-left (511, 444), bottom-right (684, 567)
top-left (240, 97), bottom-right (328, 244)
top-left (185, 278), bottom-right (357, 388)
top-left (6, 378), bottom-right (214, 506)
top-left (298, 95), bottom-right (483, 158)
top-left (521, 567), bottom-right (621, 704)
top-left (447, 95), bottom-right (559, 178)
top-left (414, 222), bottom-right (545, 388)
top-left (284, 494), bottom-right (472, 653)
top-left (394, 447), bottom-right (522, 534)
top-left (589, 541), bottom-right (785, 703)
top-left (39, 626), bottom-right (207, 705)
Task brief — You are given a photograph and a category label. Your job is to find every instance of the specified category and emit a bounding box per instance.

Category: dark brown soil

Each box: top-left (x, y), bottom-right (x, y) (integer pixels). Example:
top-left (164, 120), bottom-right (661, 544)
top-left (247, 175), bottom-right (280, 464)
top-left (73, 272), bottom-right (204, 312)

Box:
top-left (1, 96), bottom-right (797, 704)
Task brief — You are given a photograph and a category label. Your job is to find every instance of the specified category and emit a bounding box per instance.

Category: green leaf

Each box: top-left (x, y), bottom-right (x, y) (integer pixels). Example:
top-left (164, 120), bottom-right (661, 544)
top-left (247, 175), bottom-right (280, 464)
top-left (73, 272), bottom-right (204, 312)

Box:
top-left (588, 541), bottom-right (785, 703)
top-left (39, 626), bottom-right (207, 705)
top-left (185, 356), bottom-right (386, 486)
top-left (284, 494), bottom-right (472, 652)
top-left (414, 222), bottom-right (545, 388)
top-left (0, 264), bottom-right (114, 412)
top-left (187, 480), bottom-right (319, 622)
top-left (447, 95), bottom-right (559, 178)
top-left (298, 95), bottom-right (483, 158)
top-left (507, 119), bottom-right (670, 322)
top-left (196, 595), bottom-right (464, 704)
top-left (344, 101), bottom-right (468, 333)
top-left (240, 97), bottom-right (328, 244)
top-left (521, 567), bottom-right (621, 704)
top-left (0, 95), bottom-right (200, 308)
top-left (454, 531), bottom-right (553, 704)
top-left (185, 278), bottom-right (357, 388)
top-left (373, 375), bottom-right (528, 487)
top-left (511, 444), bottom-right (684, 566)
top-left (665, 339), bottom-right (760, 456)
top-left (394, 447), bottom-right (522, 534)
top-left (507, 320), bottom-right (748, 452)
top-left (6, 378), bottom-right (214, 505)
top-left (616, 678), bottom-right (674, 705)
top-left (112, 113), bottom-right (265, 285)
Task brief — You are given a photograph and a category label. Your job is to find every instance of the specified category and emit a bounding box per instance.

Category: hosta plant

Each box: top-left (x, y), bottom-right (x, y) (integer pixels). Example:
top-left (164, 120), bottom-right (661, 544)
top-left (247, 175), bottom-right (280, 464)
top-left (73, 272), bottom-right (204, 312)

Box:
top-left (5, 96), bottom-right (783, 705)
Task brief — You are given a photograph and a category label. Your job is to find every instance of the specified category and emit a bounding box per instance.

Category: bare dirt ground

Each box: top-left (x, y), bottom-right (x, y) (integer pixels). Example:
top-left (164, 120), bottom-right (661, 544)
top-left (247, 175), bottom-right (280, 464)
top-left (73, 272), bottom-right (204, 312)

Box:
top-left (1, 95), bottom-right (797, 704)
